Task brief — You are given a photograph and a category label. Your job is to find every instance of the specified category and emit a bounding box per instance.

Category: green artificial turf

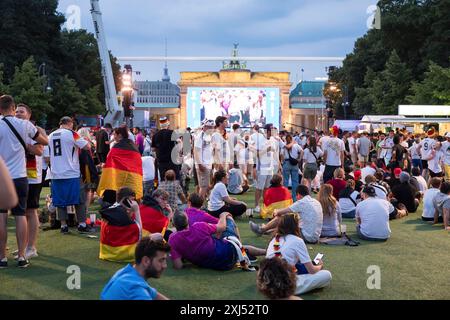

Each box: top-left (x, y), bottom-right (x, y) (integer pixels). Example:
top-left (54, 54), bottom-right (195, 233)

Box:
top-left (0, 187), bottom-right (449, 300)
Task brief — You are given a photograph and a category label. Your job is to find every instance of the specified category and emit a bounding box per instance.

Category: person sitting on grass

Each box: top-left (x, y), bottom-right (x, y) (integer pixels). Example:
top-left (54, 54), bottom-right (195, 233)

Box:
top-left (338, 179), bottom-right (360, 219)
top-left (207, 169), bottom-right (247, 218)
top-left (227, 165), bottom-right (250, 195)
top-left (355, 186), bottom-right (392, 241)
top-left (139, 189), bottom-right (172, 240)
top-left (260, 174), bottom-right (293, 220)
top-left (250, 185), bottom-right (323, 244)
top-left (265, 214), bottom-right (332, 295)
top-left (411, 166), bottom-right (428, 194)
top-left (326, 168), bottom-right (347, 200)
top-left (391, 172), bottom-right (420, 214)
top-left (422, 177), bottom-right (441, 222)
top-left (185, 193), bottom-right (219, 227)
top-left (157, 170), bottom-right (187, 214)
top-left (365, 174), bottom-right (389, 200)
top-left (318, 184), bottom-right (342, 237)
top-left (256, 258), bottom-right (302, 300)
top-left (432, 181), bottom-right (450, 230)
top-left (169, 212), bottom-right (266, 271)
top-left (101, 237), bottom-right (170, 300)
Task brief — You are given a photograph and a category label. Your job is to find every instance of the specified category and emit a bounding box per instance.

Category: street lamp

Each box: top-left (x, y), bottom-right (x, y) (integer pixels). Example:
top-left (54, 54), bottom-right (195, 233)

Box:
top-left (38, 63), bottom-right (52, 93)
top-left (341, 84), bottom-right (349, 120)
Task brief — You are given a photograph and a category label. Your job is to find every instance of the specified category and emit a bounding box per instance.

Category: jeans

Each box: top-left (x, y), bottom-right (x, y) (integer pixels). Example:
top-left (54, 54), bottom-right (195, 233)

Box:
top-left (283, 161), bottom-right (299, 201)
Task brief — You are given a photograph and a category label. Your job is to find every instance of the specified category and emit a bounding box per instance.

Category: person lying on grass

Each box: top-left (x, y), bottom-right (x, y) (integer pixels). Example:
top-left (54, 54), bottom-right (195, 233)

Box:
top-left (169, 211), bottom-right (266, 271)
top-left (101, 237), bottom-right (170, 300)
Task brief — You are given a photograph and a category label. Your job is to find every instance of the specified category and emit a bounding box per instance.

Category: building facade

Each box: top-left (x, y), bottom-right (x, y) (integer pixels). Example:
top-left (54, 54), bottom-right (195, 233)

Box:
top-left (132, 65), bottom-right (180, 129)
top-left (289, 80), bottom-right (327, 132)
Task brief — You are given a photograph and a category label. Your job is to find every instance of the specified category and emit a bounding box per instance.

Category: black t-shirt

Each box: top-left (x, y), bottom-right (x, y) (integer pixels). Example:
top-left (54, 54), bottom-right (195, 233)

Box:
top-left (391, 144), bottom-right (406, 168)
top-left (152, 129), bottom-right (176, 163)
top-left (392, 183), bottom-right (418, 213)
top-left (96, 129), bottom-right (110, 154)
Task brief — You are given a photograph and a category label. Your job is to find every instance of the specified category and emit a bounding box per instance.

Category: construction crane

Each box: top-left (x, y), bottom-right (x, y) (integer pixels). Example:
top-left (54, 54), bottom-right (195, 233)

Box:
top-left (90, 0), bottom-right (122, 127)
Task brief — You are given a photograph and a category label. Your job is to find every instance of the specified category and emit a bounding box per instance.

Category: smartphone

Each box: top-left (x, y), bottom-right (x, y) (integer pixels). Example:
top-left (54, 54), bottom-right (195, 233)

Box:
top-left (313, 253), bottom-right (324, 265)
top-left (122, 198), bottom-right (132, 209)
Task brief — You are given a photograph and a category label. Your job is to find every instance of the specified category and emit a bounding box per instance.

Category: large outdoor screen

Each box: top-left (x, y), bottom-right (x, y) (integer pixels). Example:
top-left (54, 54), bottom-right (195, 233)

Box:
top-left (187, 87), bottom-right (280, 129)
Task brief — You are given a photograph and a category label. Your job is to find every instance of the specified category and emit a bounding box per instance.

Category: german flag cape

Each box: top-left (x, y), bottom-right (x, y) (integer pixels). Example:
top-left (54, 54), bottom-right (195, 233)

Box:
top-left (139, 195), bottom-right (170, 237)
top-left (99, 204), bottom-right (140, 262)
top-left (97, 139), bottom-right (143, 199)
top-left (260, 186), bottom-right (293, 219)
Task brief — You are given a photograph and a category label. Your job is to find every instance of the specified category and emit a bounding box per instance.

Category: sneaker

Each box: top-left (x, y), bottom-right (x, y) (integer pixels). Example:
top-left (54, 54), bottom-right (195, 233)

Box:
top-left (77, 225), bottom-right (93, 234)
top-left (17, 257), bottom-right (30, 268)
top-left (249, 221), bottom-right (263, 236)
top-left (61, 225), bottom-right (69, 234)
top-left (0, 258), bottom-right (7, 269)
top-left (25, 248), bottom-right (39, 260)
top-left (253, 206), bottom-right (261, 214)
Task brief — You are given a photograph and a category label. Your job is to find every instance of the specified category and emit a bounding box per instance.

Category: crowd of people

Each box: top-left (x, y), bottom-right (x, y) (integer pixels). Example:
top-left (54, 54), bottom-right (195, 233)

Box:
top-left (1, 93), bottom-right (450, 300)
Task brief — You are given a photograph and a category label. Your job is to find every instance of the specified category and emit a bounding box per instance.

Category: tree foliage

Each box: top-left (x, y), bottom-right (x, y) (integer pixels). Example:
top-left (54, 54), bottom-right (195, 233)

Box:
top-left (329, 0), bottom-right (450, 117)
top-left (0, 0), bottom-right (122, 127)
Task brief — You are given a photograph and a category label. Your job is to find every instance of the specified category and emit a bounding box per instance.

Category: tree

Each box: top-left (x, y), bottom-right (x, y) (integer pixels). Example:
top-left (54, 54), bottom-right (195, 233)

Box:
top-left (371, 50), bottom-right (413, 114)
top-left (84, 85), bottom-right (105, 116)
top-left (407, 62), bottom-right (450, 105)
top-left (0, 64), bottom-right (8, 95)
top-left (0, 0), bottom-right (65, 81)
top-left (49, 75), bottom-right (86, 126)
top-left (352, 68), bottom-right (378, 116)
top-left (8, 57), bottom-right (53, 124)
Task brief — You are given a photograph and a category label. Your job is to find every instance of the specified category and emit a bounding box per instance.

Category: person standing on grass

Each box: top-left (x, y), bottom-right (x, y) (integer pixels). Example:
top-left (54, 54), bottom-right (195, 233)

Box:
top-left (194, 119), bottom-right (215, 200)
top-left (101, 237), bottom-right (170, 300)
top-left (302, 136), bottom-right (323, 192)
top-left (14, 104), bottom-right (45, 260)
top-left (49, 116), bottom-right (91, 235)
top-left (0, 95), bottom-right (48, 268)
top-left (95, 123), bottom-right (112, 165)
top-left (323, 126), bottom-right (345, 184)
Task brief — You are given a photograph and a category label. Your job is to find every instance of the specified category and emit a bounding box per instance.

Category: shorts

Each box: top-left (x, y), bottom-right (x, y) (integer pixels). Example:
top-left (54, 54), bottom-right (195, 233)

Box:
top-left (421, 160), bottom-right (429, 170)
top-left (256, 173), bottom-right (271, 191)
top-left (221, 218), bottom-right (239, 239)
top-left (0, 177), bottom-right (28, 216)
top-left (27, 183), bottom-right (43, 209)
top-left (429, 170), bottom-right (443, 178)
top-left (51, 178), bottom-right (81, 207)
top-left (303, 163), bottom-right (318, 180)
top-left (358, 155), bottom-right (369, 163)
top-left (196, 167), bottom-right (211, 189)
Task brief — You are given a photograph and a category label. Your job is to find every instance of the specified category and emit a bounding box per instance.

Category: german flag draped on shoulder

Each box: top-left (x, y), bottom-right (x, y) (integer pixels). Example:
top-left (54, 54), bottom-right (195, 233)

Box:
top-left (97, 139), bottom-right (143, 199)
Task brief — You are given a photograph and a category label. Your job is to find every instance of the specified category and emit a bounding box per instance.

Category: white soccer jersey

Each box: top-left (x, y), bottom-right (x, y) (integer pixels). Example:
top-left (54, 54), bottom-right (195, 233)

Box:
top-left (49, 128), bottom-right (88, 180)
top-left (420, 138), bottom-right (436, 160)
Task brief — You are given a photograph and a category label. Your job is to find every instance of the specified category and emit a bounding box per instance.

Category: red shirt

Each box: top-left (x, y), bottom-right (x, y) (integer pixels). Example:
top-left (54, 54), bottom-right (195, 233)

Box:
top-left (327, 178), bottom-right (347, 199)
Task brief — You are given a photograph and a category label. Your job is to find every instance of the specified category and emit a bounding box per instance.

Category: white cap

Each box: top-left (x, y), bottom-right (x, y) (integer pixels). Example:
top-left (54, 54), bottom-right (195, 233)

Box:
top-left (203, 119), bottom-right (215, 128)
top-left (446, 132), bottom-right (450, 138)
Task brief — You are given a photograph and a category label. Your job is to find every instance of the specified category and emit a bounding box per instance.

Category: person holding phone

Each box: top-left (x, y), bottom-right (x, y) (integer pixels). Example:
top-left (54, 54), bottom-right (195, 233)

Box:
top-left (265, 214), bottom-right (332, 295)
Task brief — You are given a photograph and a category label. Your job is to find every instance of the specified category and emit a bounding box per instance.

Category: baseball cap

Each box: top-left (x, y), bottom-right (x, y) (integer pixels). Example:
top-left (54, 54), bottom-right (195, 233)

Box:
top-left (445, 132), bottom-right (450, 138)
top-left (159, 116), bottom-right (170, 127)
top-left (394, 168), bottom-right (403, 177)
top-left (399, 171), bottom-right (411, 183)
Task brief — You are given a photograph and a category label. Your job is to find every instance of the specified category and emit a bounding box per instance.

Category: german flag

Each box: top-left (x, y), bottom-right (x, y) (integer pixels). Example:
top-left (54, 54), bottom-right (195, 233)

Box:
top-left (99, 204), bottom-right (140, 262)
top-left (26, 156), bottom-right (38, 179)
top-left (260, 186), bottom-right (293, 219)
top-left (139, 204), bottom-right (169, 238)
top-left (97, 139), bottom-right (143, 199)
top-left (99, 221), bottom-right (140, 262)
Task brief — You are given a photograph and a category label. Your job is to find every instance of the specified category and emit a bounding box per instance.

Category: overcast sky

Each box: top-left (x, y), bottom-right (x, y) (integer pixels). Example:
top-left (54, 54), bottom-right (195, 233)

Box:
top-left (58, 0), bottom-right (377, 86)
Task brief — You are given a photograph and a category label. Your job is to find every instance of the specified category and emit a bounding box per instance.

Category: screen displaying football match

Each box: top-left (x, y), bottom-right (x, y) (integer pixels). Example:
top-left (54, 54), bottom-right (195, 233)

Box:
top-left (186, 87), bottom-right (280, 129)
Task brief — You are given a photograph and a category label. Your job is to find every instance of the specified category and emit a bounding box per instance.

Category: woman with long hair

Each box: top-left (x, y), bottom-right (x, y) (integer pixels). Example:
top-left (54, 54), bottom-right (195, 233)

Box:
top-left (302, 136), bottom-right (323, 192)
top-left (265, 214), bottom-right (332, 295)
top-left (318, 184), bottom-right (342, 237)
top-left (207, 169), bottom-right (247, 218)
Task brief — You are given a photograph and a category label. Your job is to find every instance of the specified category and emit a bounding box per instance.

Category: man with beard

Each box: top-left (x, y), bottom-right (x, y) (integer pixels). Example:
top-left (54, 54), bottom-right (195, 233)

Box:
top-left (101, 237), bottom-right (170, 300)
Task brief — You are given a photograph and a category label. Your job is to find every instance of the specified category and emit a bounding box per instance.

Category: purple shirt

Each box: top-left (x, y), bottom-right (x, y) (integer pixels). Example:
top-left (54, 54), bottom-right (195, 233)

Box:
top-left (185, 207), bottom-right (219, 227)
top-left (168, 222), bottom-right (218, 266)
